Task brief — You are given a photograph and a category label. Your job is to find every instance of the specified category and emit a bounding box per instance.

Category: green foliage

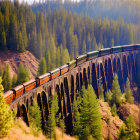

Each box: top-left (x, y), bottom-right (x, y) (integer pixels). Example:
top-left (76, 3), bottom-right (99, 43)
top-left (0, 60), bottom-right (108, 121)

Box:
top-left (111, 74), bottom-right (122, 106)
top-left (118, 115), bottom-right (138, 140)
top-left (125, 78), bottom-right (134, 104)
top-left (17, 63), bottom-right (30, 84)
top-left (37, 57), bottom-right (47, 76)
top-left (2, 64), bottom-right (11, 92)
top-left (0, 65), bottom-right (3, 77)
top-left (59, 119), bottom-right (65, 138)
top-left (72, 100), bottom-right (81, 136)
top-left (105, 90), bottom-right (112, 103)
top-left (111, 104), bottom-right (117, 117)
top-left (28, 101), bottom-right (42, 136)
top-left (99, 84), bottom-right (104, 101)
top-left (79, 86), bottom-right (102, 140)
top-left (12, 74), bottom-right (17, 88)
top-left (0, 77), bottom-right (13, 138)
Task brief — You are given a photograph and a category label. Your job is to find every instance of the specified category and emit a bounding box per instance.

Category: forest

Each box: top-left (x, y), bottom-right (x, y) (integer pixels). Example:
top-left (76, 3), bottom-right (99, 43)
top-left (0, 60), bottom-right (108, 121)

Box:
top-left (0, 1), bottom-right (140, 73)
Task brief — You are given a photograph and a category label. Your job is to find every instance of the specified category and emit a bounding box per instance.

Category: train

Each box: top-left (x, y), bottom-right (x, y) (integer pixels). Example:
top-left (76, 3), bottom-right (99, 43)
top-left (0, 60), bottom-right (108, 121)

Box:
top-left (4, 44), bottom-right (140, 104)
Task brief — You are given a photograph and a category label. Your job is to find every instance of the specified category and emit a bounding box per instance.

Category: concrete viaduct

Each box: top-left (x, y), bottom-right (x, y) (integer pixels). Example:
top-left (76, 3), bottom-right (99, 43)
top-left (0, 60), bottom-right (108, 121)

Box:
top-left (9, 49), bottom-right (139, 133)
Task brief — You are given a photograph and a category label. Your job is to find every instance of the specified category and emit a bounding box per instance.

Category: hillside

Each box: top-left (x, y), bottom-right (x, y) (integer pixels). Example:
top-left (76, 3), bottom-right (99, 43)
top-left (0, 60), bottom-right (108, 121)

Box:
top-left (0, 51), bottom-right (39, 78)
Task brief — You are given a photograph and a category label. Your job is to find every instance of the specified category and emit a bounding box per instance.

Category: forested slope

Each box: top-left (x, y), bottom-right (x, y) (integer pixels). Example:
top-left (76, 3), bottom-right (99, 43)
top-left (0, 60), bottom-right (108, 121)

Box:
top-left (0, 1), bottom-right (139, 72)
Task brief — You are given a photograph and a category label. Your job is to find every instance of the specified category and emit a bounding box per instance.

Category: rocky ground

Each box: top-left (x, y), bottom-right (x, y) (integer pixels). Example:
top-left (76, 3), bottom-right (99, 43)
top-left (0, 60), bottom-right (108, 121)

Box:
top-left (0, 51), bottom-right (39, 78)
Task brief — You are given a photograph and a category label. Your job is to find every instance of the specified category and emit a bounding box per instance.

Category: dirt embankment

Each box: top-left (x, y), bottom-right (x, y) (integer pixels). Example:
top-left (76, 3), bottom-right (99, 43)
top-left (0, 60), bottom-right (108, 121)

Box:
top-left (0, 51), bottom-right (39, 78)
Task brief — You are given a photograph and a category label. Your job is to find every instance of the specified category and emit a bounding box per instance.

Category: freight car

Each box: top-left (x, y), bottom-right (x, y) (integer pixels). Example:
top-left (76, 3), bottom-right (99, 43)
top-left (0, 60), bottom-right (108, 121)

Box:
top-left (60, 65), bottom-right (69, 75)
top-left (23, 79), bottom-right (37, 93)
top-left (13, 85), bottom-right (24, 98)
top-left (68, 59), bottom-right (76, 71)
top-left (36, 73), bottom-right (50, 86)
top-left (87, 51), bottom-right (99, 60)
top-left (4, 90), bottom-right (14, 104)
top-left (50, 68), bottom-right (60, 80)
top-left (76, 54), bottom-right (87, 66)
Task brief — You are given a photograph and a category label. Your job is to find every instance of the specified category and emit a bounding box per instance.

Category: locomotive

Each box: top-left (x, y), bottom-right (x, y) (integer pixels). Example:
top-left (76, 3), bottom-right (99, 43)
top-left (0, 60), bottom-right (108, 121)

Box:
top-left (4, 44), bottom-right (140, 104)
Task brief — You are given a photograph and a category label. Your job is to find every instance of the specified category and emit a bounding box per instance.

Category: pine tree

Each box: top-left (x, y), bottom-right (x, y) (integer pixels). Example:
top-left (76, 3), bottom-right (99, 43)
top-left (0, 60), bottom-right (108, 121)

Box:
top-left (2, 64), bottom-right (11, 92)
top-left (111, 104), bottom-right (117, 116)
top-left (81, 40), bottom-right (86, 54)
top-left (111, 74), bottom-right (122, 106)
top-left (0, 65), bottom-right (3, 77)
top-left (12, 74), bottom-right (17, 88)
top-left (105, 90), bottom-right (112, 103)
top-left (118, 115), bottom-right (138, 140)
top-left (28, 101), bottom-right (42, 136)
top-left (72, 99), bottom-right (81, 136)
top-left (0, 77), bottom-right (13, 138)
top-left (17, 63), bottom-right (30, 84)
top-left (59, 119), bottom-right (65, 138)
top-left (38, 57), bottom-right (47, 76)
top-left (99, 84), bottom-right (104, 101)
top-left (1, 31), bottom-right (7, 52)
top-left (79, 86), bottom-right (102, 140)
top-left (125, 78), bottom-right (134, 104)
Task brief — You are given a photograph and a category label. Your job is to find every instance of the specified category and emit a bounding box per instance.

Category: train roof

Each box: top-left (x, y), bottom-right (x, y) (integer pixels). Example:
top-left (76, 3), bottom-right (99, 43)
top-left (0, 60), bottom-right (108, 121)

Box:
top-left (77, 54), bottom-right (87, 59)
top-left (68, 59), bottom-right (76, 65)
top-left (13, 85), bottom-right (24, 91)
top-left (87, 50), bottom-right (99, 55)
top-left (23, 79), bottom-right (36, 86)
top-left (38, 73), bottom-right (50, 79)
top-left (100, 48), bottom-right (111, 51)
top-left (111, 45), bottom-right (122, 49)
top-left (4, 90), bottom-right (13, 97)
top-left (50, 68), bottom-right (60, 74)
top-left (60, 64), bottom-right (68, 69)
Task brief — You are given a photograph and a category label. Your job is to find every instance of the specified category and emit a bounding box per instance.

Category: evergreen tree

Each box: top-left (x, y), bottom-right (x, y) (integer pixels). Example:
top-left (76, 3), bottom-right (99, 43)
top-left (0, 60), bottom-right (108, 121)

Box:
top-left (111, 74), bottom-right (122, 106)
top-left (125, 78), bottom-right (134, 104)
top-left (111, 104), bottom-right (117, 117)
top-left (118, 115), bottom-right (138, 140)
top-left (81, 40), bottom-right (86, 54)
top-left (99, 84), bottom-right (104, 101)
top-left (79, 86), bottom-right (102, 140)
top-left (72, 99), bottom-right (81, 136)
top-left (0, 65), bottom-right (3, 77)
top-left (59, 119), bottom-right (65, 138)
top-left (12, 74), bottom-right (17, 88)
top-left (17, 63), bottom-right (30, 84)
top-left (28, 101), bottom-right (42, 136)
top-left (2, 64), bottom-right (11, 92)
top-left (105, 90), bottom-right (112, 103)
top-left (38, 57), bottom-right (47, 76)
top-left (1, 31), bottom-right (7, 52)
top-left (0, 77), bottom-right (13, 138)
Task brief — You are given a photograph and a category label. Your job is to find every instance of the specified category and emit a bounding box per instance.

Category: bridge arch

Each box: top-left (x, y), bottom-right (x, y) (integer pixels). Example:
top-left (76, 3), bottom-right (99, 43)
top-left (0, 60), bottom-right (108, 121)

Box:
top-left (83, 68), bottom-right (88, 89)
top-left (123, 55), bottom-right (128, 85)
top-left (80, 72), bottom-right (83, 90)
top-left (113, 58), bottom-right (117, 74)
top-left (107, 58), bottom-right (113, 90)
top-left (92, 63), bottom-right (98, 98)
top-left (61, 83), bottom-right (66, 117)
top-left (88, 66), bottom-right (90, 84)
top-left (76, 73), bottom-right (80, 92)
top-left (21, 104), bottom-right (29, 126)
top-left (104, 60), bottom-right (108, 83)
top-left (117, 58), bottom-right (124, 91)
top-left (130, 53), bottom-right (136, 82)
top-left (71, 75), bottom-right (74, 103)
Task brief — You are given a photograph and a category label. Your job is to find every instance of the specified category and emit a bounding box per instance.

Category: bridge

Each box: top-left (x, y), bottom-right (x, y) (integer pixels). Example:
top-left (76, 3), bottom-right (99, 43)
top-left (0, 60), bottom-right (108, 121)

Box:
top-left (9, 46), bottom-right (139, 133)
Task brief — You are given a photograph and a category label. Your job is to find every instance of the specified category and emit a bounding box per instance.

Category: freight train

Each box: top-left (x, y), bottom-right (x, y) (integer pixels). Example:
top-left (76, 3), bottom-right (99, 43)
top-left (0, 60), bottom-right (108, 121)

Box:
top-left (4, 44), bottom-right (140, 104)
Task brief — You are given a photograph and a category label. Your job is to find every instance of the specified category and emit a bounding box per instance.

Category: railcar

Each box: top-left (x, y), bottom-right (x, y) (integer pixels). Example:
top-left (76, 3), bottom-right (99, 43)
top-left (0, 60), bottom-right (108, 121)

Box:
top-left (60, 65), bottom-right (69, 75)
top-left (76, 54), bottom-right (87, 66)
top-left (111, 46), bottom-right (122, 53)
top-left (122, 44), bottom-right (134, 52)
top-left (87, 51), bottom-right (99, 60)
top-left (68, 60), bottom-right (76, 71)
top-left (99, 48), bottom-right (111, 57)
top-left (37, 73), bottom-right (51, 86)
top-left (13, 85), bottom-right (24, 98)
top-left (133, 44), bottom-right (140, 50)
top-left (50, 68), bottom-right (60, 80)
top-left (23, 79), bottom-right (37, 93)
top-left (4, 90), bottom-right (14, 104)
